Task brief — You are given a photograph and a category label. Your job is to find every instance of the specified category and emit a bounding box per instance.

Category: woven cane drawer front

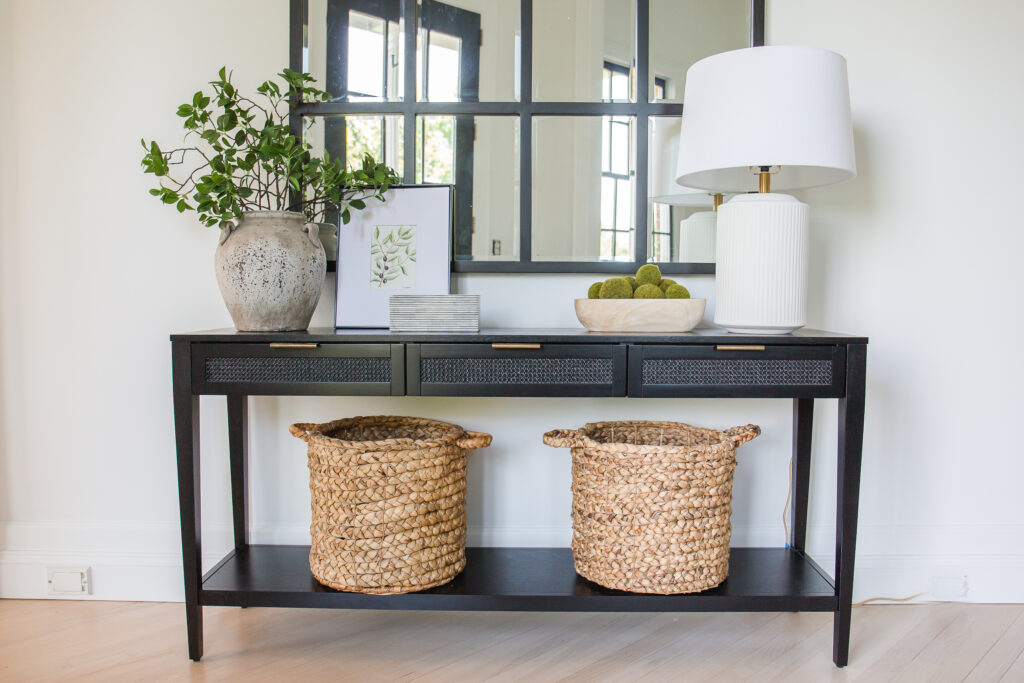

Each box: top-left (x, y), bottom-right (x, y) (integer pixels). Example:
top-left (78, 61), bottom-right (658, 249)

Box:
top-left (643, 358), bottom-right (833, 386)
top-left (192, 343), bottom-right (403, 395)
top-left (206, 356), bottom-right (391, 384)
top-left (410, 344), bottom-right (627, 397)
top-left (630, 345), bottom-right (844, 398)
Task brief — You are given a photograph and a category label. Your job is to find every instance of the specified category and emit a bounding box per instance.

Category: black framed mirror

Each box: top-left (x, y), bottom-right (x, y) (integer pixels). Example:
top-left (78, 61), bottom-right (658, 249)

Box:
top-left (292, 0), bottom-right (765, 274)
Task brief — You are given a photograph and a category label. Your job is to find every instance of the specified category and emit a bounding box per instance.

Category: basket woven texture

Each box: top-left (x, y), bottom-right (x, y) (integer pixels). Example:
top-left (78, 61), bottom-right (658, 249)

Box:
top-left (290, 416), bottom-right (491, 595)
top-left (544, 420), bottom-right (759, 594)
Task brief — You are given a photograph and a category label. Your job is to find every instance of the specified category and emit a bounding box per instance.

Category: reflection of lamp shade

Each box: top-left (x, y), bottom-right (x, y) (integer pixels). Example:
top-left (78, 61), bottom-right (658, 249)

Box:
top-left (648, 116), bottom-right (714, 206)
top-left (674, 46), bottom-right (856, 334)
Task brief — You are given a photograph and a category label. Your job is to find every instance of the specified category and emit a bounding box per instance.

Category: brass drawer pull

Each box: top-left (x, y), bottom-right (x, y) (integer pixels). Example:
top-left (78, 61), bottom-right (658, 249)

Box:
top-left (268, 342), bottom-right (320, 350)
top-left (491, 343), bottom-right (542, 350)
top-left (716, 345), bottom-right (766, 351)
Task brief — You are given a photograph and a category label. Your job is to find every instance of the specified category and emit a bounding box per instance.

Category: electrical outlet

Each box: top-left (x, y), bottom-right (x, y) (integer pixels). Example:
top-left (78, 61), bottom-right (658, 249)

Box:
top-left (47, 567), bottom-right (91, 595)
top-left (930, 575), bottom-right (968, 599)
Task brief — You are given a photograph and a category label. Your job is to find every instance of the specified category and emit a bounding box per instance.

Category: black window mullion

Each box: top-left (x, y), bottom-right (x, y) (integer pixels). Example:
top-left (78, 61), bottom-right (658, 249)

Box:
top-left (519, 0), bottom-right (533, 263)
top-left (402, 0), bottom-right (417, 183)
top-left (751, 0), bottom-right (765, 47)
top-left (633, 0), bottom-right (649, 268)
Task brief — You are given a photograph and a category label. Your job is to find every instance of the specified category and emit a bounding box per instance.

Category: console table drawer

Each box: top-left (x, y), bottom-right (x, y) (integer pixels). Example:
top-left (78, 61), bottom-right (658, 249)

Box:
top-left (629, 344), bottom-right (845, 398)
top-left (192, 343), bottom-right (404, 395)
top-left (408, 344), bottom-right (627, 397)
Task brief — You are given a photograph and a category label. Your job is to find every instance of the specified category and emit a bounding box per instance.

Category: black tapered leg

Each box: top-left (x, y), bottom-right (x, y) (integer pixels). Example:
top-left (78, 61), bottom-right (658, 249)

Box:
top-left (833, 344), bottom-right (867, 667)
top-left (227, 395), bottom-right (249, 549)
top-left (791, 398), bottom-right (814, 551)
top-left (172, 341), bottom-right (203, 661)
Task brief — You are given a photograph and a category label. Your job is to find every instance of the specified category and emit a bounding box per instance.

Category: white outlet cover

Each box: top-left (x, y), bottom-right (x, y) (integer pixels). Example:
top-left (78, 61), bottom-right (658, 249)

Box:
top-left (47, 567), bottom-right (91, 595)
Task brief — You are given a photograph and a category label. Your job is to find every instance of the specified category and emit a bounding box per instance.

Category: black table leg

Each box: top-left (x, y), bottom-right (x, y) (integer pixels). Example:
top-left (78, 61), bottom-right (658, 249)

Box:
top-left (227, 395), bottom-right (249, 549)
top-left (833, 343), bottom-right (867, 667)
top-left (172, 341), bottom-right (203, 661)
top-left (791, 398), bottom-right (814, 551)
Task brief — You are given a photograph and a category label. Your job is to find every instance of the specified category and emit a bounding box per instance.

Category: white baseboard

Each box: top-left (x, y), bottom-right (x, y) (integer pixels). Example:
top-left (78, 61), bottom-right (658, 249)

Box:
top-left (2, 520), bottom-right (1022, 603)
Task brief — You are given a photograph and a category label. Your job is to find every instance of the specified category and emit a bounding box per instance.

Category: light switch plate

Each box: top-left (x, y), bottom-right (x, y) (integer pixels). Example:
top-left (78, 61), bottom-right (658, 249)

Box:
top-left (47, 567), bottom-right (91, 595)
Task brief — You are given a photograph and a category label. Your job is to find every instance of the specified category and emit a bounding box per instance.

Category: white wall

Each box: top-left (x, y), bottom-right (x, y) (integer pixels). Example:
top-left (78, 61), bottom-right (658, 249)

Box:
top-left (1, 0), bottom-right (1023, 603)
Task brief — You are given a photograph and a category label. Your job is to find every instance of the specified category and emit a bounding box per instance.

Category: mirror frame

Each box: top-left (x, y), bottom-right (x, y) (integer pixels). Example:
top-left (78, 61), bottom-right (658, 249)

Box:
top-left (291, 0), bottom-right (766, 274)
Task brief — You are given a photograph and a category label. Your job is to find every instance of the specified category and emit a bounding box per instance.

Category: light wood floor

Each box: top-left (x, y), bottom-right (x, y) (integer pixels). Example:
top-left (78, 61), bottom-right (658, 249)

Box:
top-left (0, 600), bottom-right (1021, 682)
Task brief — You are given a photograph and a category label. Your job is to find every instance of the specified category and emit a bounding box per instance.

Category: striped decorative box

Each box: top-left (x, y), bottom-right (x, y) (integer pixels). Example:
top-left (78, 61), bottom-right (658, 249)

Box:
top-left (389, 295), bottom-right (480, 332)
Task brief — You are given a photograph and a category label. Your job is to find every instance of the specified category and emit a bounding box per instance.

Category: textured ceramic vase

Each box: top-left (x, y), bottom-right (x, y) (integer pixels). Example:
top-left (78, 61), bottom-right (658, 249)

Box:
top-left (214, 211), bottom-right (326, 331)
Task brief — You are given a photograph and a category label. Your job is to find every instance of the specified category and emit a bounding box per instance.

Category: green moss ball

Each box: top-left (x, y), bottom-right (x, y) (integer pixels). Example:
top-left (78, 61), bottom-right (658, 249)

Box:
top-left (658, 278), bottom-right (678, 292)
top-left (633, 283), bottom-right (666, 299)
top-left (587, 281), bottom-right (603, 299)
top-left (635, 264), bottom-right (662, 286)
top-left (665, 284), bottom-right (691, 299)
top-left (625, 276), bottom-right (638, 290)
top-left (599, 277), bottom-right (634, 299)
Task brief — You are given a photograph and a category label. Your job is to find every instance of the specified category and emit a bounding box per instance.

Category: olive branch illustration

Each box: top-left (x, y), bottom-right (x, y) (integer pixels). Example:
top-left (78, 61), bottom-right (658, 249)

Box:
top-left (370, 225), bottom-right (416, 287)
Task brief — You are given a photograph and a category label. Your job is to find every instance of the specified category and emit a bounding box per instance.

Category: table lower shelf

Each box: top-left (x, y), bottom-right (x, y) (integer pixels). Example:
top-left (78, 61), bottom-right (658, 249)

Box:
top-left (201, 546), bottom-right (836, 612)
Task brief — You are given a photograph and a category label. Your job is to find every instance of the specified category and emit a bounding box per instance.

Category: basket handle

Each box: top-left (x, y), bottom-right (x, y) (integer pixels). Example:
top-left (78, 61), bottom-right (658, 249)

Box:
top-left (725, 424), bottom-right (761, 446)
top-left (456, 431), bottom-right (492, 450)
top-left (289, 423), bottom-right (318, 442)
top-left (542, 429), bottom-right (585, 448)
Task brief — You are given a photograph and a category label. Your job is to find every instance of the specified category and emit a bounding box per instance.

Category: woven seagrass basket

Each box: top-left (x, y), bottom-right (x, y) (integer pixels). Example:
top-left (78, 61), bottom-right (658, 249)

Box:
top-left (290, 416), bottom-right (491, 595)
top-left (544, 420), bottom-right (759, 594)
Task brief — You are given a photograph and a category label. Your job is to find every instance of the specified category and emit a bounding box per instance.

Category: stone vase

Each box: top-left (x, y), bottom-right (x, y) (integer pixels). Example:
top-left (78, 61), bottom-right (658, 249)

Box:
top-left (214, 211), bottom-right (326, 331)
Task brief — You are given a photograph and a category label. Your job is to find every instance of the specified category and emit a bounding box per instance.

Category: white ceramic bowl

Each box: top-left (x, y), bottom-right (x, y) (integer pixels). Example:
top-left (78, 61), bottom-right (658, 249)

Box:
top-left (574, 298), bottom-right (707, 333)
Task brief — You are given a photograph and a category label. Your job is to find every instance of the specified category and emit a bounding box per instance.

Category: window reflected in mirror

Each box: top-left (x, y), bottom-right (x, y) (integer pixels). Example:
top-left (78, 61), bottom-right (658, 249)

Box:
top-left (533, 0), bottom-right (635, 102)
top-left (419, 116), bottom-right (520, 261)
top-left (309, 0), bottom-right (405, 102)
top-left (306, 114), bottom-right (406, 178)
top-left (533, 116), bottom-right (635, 262)
top-left (649, 0), bottom-right (749, 103)
top-left (417, 0), bottom-right (520, 102)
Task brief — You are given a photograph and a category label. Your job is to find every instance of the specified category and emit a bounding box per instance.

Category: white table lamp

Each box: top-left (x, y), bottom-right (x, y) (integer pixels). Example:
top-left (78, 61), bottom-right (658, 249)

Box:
top-left (649, 116), bottom-right (723, 263)
top-left (675, 46), bottom-right (856, 333)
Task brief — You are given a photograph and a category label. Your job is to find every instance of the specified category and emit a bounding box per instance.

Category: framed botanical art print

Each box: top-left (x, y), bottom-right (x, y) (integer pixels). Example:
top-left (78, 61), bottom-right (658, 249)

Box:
top-left (335, 185), bottom-right (453, 328)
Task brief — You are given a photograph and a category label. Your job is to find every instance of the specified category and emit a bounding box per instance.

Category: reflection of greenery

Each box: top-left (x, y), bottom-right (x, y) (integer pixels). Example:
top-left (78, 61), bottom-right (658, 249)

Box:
top-left (418, 117), bottom-right (454, 184)
top-left (346, 117), bottom-right (403, 176)
top-left (370, 225), bottom-right (416, 287)
top-left (347, 118), bottom-right (383, 170)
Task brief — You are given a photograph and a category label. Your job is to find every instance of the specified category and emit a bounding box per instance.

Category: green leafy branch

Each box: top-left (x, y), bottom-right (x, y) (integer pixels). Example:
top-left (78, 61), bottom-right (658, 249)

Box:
top-left (140, 67), bottom-right (400, 227)
top-left (370, 226), bottom-right (416, 287)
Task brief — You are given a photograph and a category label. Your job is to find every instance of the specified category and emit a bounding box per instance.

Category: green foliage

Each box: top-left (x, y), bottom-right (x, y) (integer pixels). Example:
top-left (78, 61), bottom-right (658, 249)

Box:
top-left (599, 278), bottom-right (634, 299)
top-left (140, 67), bottom-right (400, 228)
top-left (625, 276), bottom-right (638, 290)
top-left (635, 264), bottom-right (662, 286)
top-left (370, 226), bottom-right (416, 287)
top-left (634, 283), bottom-right (666, 299)
top-left (587, 282), bottom-right (603, 299)
top-left (665, 284), bottom-right (691, 299)
top-left (658, 278), bottom-right (678, 292)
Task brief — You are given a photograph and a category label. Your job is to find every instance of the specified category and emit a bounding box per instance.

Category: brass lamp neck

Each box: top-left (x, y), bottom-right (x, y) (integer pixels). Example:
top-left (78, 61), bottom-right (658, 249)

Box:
top-left (712, 193), bottom-right (723, 211)
top-left (758, 166), bottom-right (771, 193)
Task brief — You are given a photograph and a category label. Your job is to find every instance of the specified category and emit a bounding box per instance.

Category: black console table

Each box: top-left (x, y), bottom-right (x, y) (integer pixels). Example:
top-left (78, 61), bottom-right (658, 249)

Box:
top-left (171, 327), bottom-right (867, 666)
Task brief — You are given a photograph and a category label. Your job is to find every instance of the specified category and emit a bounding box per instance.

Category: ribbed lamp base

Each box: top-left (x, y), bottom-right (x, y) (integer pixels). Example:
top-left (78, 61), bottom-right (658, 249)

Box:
top-left (713, 193), bottom-right (809, 335)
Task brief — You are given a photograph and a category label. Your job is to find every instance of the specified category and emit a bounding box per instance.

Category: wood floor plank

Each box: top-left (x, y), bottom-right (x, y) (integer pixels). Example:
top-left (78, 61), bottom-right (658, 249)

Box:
top-left (1, 599), bottom-right (1022, 681)
top-left (963, 607), bottom-right (1024, 683)
top-left (892, 604), bottom-right (1023, 683)
top-left (854, 602), bottom-right (965, 681)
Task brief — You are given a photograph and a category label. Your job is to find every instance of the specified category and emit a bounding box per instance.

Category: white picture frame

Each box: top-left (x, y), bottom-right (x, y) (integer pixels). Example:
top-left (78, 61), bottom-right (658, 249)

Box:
top-left (335, 185), bottom-right (453, 328)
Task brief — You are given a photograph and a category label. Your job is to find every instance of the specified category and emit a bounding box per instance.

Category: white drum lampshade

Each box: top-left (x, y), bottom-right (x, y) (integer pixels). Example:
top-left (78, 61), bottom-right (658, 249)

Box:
top-left (675, 46), bottom-right (856, 333)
